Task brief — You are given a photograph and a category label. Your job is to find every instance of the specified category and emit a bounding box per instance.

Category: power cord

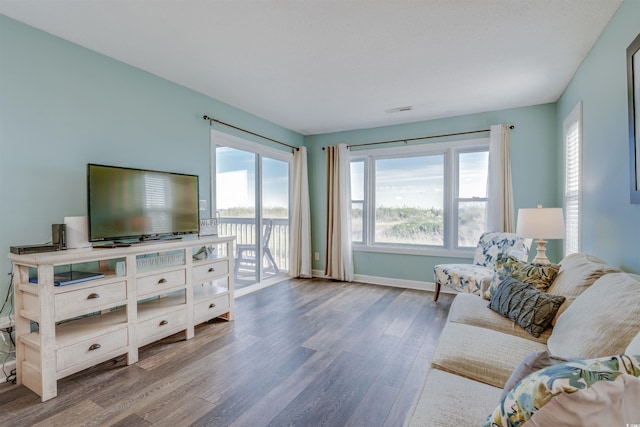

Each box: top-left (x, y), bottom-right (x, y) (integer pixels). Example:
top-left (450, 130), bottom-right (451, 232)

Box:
top-left (1, 271), bottom-right (16, 384)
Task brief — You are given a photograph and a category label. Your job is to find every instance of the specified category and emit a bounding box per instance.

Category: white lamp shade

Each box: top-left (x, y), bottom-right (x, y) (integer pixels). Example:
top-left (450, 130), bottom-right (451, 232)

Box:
top-left (516, 207), bottom-right (565, 239)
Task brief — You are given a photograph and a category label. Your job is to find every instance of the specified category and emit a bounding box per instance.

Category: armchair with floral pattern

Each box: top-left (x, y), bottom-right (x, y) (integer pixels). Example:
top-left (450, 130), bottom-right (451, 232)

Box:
top-left (433, 231), bottom-right (531, 301)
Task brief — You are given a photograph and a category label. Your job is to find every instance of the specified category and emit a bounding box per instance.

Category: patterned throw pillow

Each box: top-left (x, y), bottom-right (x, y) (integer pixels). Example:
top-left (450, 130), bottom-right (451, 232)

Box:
top-left (484, 354), bottom-right (640, 427)
top-left (509, 259), bottom-right (560, 291)
top-left (483, 254), bottom-right (520, 299)
top-left (484, 255), bottom-right (560, 299)
top-left (488, 277), bottom-right (565, 338)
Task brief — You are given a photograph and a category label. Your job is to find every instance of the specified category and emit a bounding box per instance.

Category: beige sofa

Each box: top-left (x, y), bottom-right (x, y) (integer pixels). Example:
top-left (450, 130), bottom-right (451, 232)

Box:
top-left (406, 253), bottom-right (640, 426)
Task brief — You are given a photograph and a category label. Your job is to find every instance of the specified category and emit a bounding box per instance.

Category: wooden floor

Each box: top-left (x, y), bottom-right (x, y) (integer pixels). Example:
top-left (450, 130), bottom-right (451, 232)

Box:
top-left (0, 278), bottom-right (453, 427)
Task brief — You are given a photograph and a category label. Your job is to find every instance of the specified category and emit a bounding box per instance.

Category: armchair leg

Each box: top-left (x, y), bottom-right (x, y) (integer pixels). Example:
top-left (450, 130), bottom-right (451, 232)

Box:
top-left (433, 282), bottom-right (441, 302)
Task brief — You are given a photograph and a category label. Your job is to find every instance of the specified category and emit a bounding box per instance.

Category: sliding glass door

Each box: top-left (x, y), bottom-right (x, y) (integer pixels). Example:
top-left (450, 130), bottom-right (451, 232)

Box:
top-left (212, 131), bottom-right (291, 291)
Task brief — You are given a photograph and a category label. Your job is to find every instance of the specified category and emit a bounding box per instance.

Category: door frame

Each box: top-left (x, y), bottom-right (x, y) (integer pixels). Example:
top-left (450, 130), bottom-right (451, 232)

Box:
top-left (210, 129), bottom-right (293, 295)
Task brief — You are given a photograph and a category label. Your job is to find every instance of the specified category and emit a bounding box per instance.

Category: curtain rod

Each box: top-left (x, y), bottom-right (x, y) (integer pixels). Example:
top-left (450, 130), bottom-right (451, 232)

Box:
top-left (203, 115), bottom-right (298, 151)
top-left (322, 125), bottom-right (515, 150)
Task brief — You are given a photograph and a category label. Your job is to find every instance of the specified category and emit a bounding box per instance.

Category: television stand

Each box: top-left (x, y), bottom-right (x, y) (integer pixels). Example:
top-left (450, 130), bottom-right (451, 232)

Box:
top-left (9, 235), bottom-right (235, 401)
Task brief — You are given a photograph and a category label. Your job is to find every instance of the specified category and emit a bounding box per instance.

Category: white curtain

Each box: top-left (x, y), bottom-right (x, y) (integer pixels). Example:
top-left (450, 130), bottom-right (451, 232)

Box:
top-left (290, 146), bottom-right (312, 278)
top-left (324, 144), bottom-right (354, 282)
top-left (486, 124), bottom-right (515, 232)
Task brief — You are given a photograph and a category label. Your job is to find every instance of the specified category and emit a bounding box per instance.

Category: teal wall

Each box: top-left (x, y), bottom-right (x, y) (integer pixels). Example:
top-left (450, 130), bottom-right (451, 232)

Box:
top-left (556, 0), bottom-right (640, 274)
top-left (305, 103), bottom-right (560, 281)
top-left (1, 0), bottom-right (638, 316)
top-left (0, 15), bottom-right (303, 315)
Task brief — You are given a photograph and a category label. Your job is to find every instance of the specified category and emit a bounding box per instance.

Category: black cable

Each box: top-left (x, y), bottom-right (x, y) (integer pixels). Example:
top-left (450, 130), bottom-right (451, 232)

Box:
top-left (6, 368), bottom-right (16, 385)
top-left (1, 269), bottom-right (16, 384)
top-left (0, 270), bottom-right (13, 315)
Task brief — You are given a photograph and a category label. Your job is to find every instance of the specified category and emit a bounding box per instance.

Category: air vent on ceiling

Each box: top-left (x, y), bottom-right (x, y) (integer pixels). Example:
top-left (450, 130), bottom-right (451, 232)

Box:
top-left (385, 106), bottom-right (413, 114)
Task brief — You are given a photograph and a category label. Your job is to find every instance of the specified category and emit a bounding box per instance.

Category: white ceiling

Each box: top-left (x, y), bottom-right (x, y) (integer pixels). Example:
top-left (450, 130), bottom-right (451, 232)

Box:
top-left (0, 0), bottom-right (623, 135)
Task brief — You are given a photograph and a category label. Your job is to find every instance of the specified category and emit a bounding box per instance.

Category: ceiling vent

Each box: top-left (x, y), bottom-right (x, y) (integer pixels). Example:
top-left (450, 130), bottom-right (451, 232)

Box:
top-left (385, 106), bottom-right (413, 114)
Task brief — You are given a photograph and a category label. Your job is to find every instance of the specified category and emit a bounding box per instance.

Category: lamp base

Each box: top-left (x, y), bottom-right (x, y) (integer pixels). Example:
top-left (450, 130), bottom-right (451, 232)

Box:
top-left (531, 239), bottom-right (550, 265)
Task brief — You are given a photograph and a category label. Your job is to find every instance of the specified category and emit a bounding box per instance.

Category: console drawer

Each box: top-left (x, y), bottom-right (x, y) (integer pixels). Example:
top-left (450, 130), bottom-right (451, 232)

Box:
top-left (193, 260), bottom-right (228, 282)
top-left (137, 269), bottom-right (186, 296)
top-left (136, 309), bottom-right (186, 346)
top-left (194, 294), bottom-right (230, 324)
top-left (55, 281), bottom-right (126, 320)
top-left (56, 327), bottom-right (128, 372)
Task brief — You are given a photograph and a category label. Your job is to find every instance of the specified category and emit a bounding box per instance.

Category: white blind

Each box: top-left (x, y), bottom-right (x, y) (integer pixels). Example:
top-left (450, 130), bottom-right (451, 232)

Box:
top-left (563, 103), bottom-right (581, 256)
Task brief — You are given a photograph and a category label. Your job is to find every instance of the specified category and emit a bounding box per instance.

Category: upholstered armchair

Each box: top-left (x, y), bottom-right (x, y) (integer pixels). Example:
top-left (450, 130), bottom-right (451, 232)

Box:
top-left (433, 231), bottom-right (531, 301)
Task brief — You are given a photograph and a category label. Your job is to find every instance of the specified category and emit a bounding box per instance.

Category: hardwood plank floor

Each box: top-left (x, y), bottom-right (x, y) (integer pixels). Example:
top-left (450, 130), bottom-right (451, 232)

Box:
top-left (0, 278), bottom-right (454, 427)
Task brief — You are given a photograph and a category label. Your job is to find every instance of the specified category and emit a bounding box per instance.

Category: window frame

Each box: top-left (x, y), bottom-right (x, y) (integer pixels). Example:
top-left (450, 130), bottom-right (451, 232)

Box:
top-left (350, 137), bottom-right (490, 258)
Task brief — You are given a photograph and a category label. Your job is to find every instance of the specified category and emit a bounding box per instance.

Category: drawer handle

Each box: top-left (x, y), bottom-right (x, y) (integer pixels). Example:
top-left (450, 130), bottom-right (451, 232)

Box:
top-left (87, 293), bottom-right (100, 299)
top-left (209, 303), bottom-right (216, 309)
top-left (159, 320), bottom-right (168, 326)
top-left (89, 343), bottom-right (101, 351)
top-left (208, 267), bottom-right (215, 272)
top-left (158, 278), bottom-right (167, 284)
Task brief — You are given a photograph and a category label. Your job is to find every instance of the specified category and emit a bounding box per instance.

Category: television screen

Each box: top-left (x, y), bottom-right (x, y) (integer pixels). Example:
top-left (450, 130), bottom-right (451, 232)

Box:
top-left (87, 164), bottom-right (200, 242)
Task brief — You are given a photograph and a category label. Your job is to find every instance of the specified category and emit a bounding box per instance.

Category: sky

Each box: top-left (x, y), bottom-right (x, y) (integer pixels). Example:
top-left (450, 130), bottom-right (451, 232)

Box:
top-left (351, 151), bottom-right (488, 210)
top-left (216, 147), bottom-right (289, 210)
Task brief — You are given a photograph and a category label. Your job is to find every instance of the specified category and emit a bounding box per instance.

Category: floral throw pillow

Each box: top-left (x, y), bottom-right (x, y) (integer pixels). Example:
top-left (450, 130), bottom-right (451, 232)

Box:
top-left (483, 254), bottom-right (520, 299)
top-left (484, 255), bottom-right (560, 299)
top-left (484, 354), bottom-right (640, 427)
top-left (509, 259), bottom-right (560, 291)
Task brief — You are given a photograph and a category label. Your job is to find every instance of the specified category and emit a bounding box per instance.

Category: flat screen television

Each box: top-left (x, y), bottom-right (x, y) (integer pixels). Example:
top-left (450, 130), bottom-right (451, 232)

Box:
top-left (87, 163), bottom-right (200, 242)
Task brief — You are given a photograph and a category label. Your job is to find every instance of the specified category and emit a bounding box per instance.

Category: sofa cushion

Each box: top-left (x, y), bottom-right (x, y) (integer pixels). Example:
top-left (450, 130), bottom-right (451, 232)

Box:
top-left (434, 263), bottom-right (494, 296)
top-left (447, 293), bottom-right (551, 344)
top-left (547, 253), bottom-right (620, 297)
top-left (485, 354), bottom-right (640, 427)
top-left (488, 277), bottom-right (565, 338)
top-left (431, 322), bottom-right (547, 388)
top-left (408, 369), bottom-right (502, 427)
top-left (546, 253), bottom-right (620, 325)
top-left (500, 350), bottom-right (565, 400)
top-left (548, 272), bottom-right (640, 360)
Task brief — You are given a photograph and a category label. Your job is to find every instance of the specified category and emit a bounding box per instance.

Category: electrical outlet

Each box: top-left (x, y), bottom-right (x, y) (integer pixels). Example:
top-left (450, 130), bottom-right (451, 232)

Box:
top-left (314, 252), bottom-right (320, 261)
top-left (199, 200), bottom-right (207, 212)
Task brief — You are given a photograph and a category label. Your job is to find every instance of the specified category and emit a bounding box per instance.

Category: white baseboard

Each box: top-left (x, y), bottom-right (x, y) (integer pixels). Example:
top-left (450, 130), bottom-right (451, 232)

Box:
top-left (311, 269), bottom-right (456, 295)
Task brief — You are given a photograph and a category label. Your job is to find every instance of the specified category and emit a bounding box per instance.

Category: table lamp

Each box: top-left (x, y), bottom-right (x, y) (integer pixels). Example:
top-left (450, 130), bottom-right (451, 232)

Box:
top-left (516, 205), bottom-right (565, 264)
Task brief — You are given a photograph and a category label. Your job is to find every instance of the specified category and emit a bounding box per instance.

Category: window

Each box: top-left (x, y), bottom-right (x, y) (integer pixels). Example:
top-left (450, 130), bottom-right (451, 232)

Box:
top-left (350, 138), bottom-right (490, 255)
top-left (564, 102), bottom-right (582, 256)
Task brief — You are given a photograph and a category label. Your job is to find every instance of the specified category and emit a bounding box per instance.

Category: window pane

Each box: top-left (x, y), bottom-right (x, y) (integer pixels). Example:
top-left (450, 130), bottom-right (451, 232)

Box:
top-left (216, 146), bottom-right (258, 287)
top-left (458, 201), bottom-right (486, 247)
top-left (459, 151), bottom-right (488, 198)
top-left (374, 156), bottom-right (444, 245)
top-left (564, 110), bottom-right (581, 256)
top-left (350, 161), bottom-right (364, 201)
top-left (216, 147), bottom-right (256, 217)
top-left (262, 157), bottom-right (290, 277)
top-left (352, 201), bottom-right (363, 242)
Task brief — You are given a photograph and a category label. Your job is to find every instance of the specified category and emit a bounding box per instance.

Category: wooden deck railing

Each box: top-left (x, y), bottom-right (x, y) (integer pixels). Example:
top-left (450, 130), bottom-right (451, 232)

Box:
top-left (218, 217), bottom-right (290, 272)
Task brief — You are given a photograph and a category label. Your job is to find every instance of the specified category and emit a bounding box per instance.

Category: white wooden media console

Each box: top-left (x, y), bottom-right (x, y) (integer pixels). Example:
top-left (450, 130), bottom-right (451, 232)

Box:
top-left (8, 235), bottom-right (235, 401)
